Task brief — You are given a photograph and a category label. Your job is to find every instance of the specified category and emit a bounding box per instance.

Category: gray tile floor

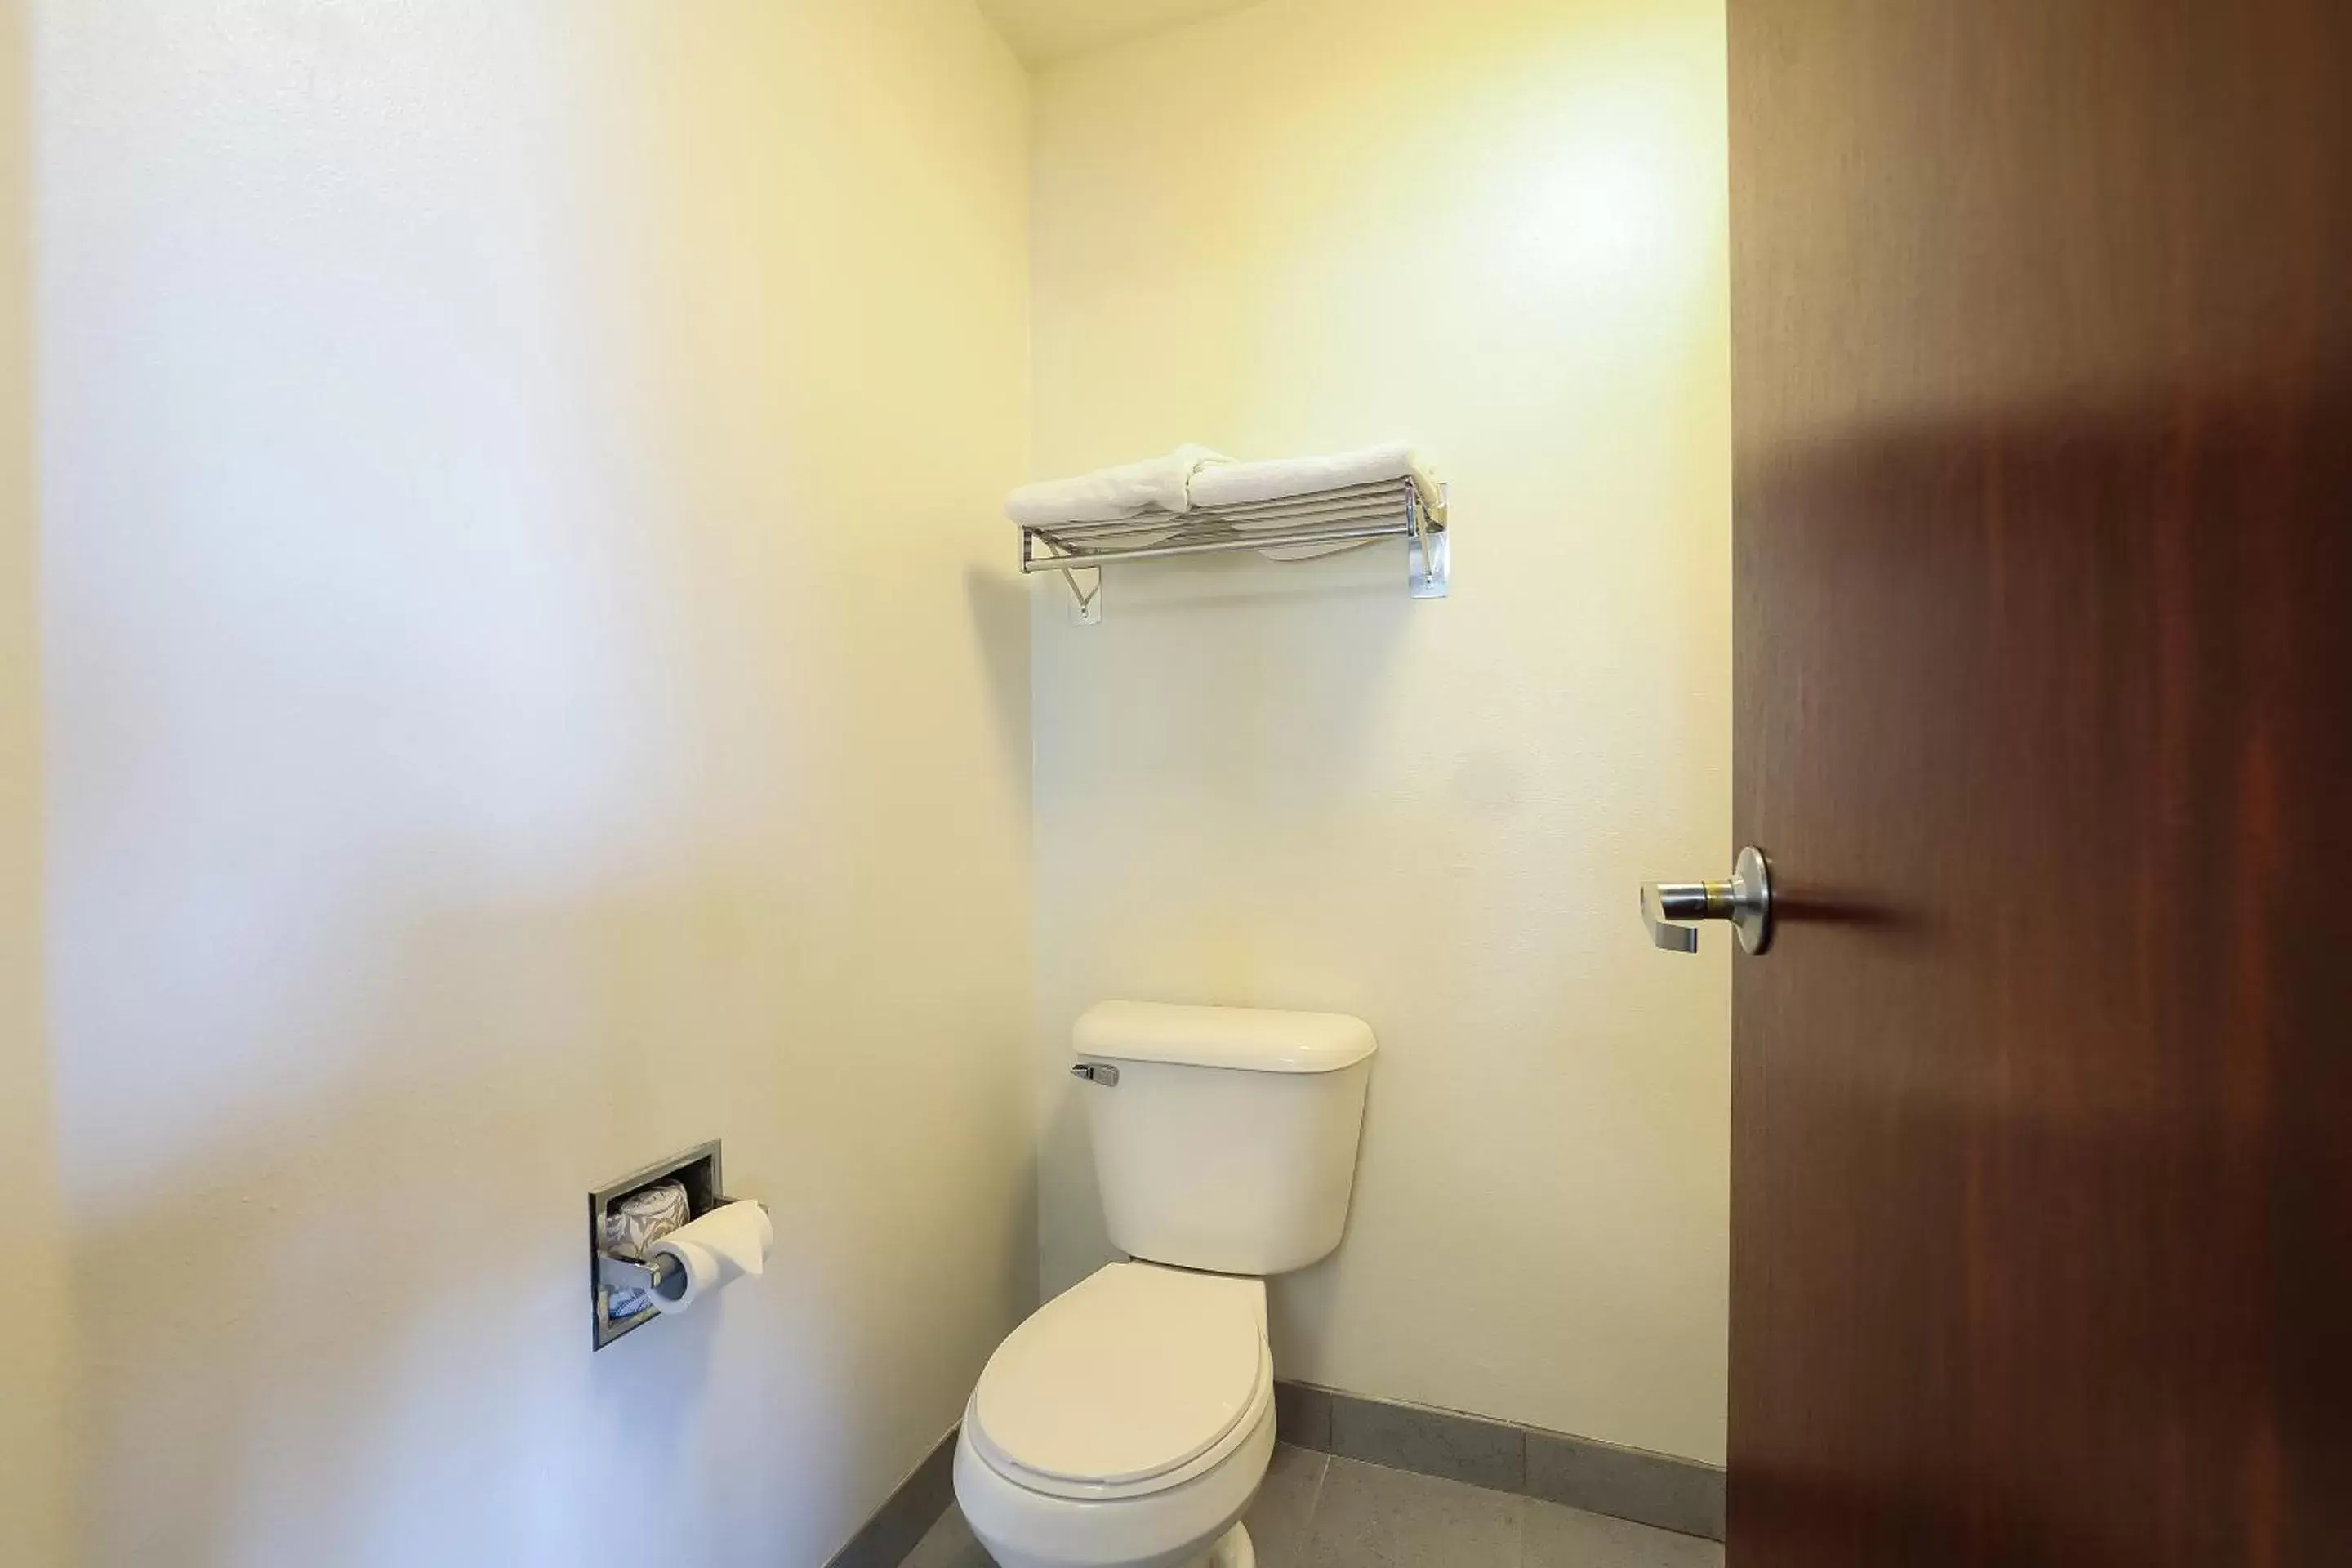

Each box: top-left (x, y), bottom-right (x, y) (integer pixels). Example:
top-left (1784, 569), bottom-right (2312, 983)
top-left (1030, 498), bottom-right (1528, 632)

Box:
top-left (903, 1444), bottom-right (1725, 1568)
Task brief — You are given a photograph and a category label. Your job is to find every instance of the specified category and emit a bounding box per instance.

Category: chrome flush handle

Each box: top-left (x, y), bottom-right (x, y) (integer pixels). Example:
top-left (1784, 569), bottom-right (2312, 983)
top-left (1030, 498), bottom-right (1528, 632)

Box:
top-left (1641, 846), bottom-right (1775, 956)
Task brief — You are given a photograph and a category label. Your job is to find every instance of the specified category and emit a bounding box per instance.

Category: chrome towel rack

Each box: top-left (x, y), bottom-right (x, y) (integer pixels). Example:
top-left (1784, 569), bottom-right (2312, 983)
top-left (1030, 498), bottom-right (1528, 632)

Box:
top-left (1018, 475), bottom-right (1449, 624)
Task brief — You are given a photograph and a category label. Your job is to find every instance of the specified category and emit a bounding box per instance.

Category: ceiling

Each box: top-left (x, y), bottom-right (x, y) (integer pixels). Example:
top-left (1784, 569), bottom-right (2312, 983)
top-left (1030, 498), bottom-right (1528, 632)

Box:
top-left (978, 0), bottom-right (1267, 65)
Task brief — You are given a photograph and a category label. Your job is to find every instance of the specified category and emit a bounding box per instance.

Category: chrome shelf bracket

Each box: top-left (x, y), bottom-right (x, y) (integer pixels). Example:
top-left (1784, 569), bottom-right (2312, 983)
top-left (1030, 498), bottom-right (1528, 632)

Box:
top-left (1407, 485), bottom-right (1449, 599)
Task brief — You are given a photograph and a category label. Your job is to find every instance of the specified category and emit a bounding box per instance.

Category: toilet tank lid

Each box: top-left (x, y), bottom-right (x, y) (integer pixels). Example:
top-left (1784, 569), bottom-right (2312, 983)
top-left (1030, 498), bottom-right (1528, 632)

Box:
top-left (1074, 1000), bottom-right (1377, 1074)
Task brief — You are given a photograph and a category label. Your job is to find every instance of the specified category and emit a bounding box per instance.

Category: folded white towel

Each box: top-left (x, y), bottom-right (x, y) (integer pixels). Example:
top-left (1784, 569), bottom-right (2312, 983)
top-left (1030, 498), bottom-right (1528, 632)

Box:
top-left (1187, 442), bottom-right (1444, 520)
top-left (1006, 444), bottom-right (1231, 528)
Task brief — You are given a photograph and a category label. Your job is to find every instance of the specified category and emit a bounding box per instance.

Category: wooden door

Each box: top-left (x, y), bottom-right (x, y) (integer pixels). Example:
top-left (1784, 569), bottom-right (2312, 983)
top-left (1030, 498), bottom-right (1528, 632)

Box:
top-left (1727, 2), bottom-right (2352, 1563)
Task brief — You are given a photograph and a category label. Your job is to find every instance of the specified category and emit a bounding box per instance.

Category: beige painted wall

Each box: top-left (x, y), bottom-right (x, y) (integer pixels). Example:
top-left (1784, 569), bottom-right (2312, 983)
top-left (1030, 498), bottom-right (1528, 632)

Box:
top-left (35, 3), bottom-right (1033, 1562)
top-left (1029, 0), bottom-right (1732, 1462)
top-left (0, 2), bottom-right (74, 1561)
top-left (979, 0), bottom-right (1267, 64)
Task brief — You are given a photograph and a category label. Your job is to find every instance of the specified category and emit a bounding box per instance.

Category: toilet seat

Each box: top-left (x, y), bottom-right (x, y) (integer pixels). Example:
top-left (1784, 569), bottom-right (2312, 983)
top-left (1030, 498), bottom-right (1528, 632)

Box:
top-left (965, 1262), bottom-right (1272, 1503)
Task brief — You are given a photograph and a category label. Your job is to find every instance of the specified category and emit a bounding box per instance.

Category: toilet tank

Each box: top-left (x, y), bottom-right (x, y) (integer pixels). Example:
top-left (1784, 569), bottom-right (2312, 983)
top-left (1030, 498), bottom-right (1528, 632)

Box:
top-left (1072, 1001), bottom-right (1375, 1276)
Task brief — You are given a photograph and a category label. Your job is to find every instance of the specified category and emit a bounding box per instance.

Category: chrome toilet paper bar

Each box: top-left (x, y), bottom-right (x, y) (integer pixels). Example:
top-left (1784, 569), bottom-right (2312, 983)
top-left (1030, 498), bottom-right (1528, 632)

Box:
top-left (594, 1193), bottom-right (760, 1305)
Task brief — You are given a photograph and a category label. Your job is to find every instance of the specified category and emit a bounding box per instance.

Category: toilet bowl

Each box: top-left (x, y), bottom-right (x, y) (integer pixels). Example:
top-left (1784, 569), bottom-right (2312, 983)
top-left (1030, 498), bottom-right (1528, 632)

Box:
top-left (955, 1263), bottom-right (1273, 1568)
top-left (954, 1001), bottom-right (1376, 1568)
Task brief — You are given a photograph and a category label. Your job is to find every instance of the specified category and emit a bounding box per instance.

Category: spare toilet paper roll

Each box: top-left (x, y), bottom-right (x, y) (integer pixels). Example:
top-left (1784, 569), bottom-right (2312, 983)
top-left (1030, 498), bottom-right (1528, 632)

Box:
top-left (602, 1181), bottom-right (691, 1319)
top-left (649, 1200), bottom-right (773, 1315)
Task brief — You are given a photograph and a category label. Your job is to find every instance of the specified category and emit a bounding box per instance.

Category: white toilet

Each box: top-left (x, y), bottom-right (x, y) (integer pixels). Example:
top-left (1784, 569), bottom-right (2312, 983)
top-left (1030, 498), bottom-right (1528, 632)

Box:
top-left (953, 1000), bottom-right (1376, 1568)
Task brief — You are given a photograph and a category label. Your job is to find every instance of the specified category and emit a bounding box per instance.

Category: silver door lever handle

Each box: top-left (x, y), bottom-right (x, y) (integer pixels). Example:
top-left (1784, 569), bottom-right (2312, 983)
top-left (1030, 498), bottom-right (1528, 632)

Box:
top-left (1641, 846), bottom-right (1774, 956)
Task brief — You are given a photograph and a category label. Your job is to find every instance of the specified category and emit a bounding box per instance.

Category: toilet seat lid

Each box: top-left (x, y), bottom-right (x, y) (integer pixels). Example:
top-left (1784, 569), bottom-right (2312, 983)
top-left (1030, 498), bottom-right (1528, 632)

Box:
top-left (969, 1263), bottom-right (1267, 1490)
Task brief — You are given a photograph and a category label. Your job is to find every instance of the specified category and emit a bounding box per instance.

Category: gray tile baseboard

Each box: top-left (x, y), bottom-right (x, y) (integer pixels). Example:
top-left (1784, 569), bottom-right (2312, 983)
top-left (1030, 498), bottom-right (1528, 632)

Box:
top-left (1272, 1380), bottom-right (1726, 1543)
top-left (823, 1425), bottom-right (959, 1568)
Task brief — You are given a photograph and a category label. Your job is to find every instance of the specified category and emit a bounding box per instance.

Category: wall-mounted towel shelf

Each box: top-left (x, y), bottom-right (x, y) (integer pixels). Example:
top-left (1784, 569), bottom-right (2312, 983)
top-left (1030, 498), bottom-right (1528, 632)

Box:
top-left (1018, 475), bottom-right (1448, 624)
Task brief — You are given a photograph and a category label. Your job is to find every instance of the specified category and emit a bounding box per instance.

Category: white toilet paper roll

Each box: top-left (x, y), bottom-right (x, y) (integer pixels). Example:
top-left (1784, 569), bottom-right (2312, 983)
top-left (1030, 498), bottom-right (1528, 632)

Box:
top-left (648, 1200), bottom-right (773, 1315)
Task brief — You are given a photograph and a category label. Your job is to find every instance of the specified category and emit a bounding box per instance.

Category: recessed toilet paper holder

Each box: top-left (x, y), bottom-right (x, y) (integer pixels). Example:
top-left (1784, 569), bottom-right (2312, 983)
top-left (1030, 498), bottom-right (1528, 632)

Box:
top-left (589, 1140), bottom-right (760, 1351)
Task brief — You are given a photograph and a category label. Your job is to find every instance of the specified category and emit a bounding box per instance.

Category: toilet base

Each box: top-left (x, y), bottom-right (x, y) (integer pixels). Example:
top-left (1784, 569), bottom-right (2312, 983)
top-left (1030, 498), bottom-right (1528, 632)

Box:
top-left (969, 1520), bottom-right (1252, 1568)
top-left (1187, 1522), bottom-right (1253, 1568)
